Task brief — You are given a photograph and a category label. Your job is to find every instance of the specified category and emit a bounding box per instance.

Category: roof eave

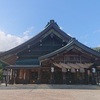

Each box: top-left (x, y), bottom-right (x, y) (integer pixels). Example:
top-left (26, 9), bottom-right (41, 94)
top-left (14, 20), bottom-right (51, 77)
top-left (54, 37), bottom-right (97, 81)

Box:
top-left (0, 21), bottom-right (72, 58)
top-left (39, 39), bottom-right (100, 60)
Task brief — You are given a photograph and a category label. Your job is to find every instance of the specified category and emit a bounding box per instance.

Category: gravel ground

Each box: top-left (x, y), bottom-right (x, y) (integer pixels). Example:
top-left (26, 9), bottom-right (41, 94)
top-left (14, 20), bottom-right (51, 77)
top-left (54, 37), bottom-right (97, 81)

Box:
top-left (0, 84), bottom-right (100, 100)
top-left (0, 89), bottom-right (100, 100)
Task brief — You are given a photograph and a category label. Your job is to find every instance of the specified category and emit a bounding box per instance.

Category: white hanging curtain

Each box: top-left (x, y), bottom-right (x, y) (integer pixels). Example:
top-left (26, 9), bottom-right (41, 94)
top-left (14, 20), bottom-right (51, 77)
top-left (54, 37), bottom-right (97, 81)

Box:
top-left (59, 63), bottom-right (71, 69)
top-left (53, 63), bottom-right (62, 68)
top-left (80, 68), bottom-right (85, 73)
top-left (76, 63), bottom-right (93, 68)
top-left (85, 63), bottom-right (93, 68)
top-left (68, 63), bottom-right (80, 69)
top-left (62, 67), bottom-right (67, 72)
top-left (71, 68), bottom-right (76, 73)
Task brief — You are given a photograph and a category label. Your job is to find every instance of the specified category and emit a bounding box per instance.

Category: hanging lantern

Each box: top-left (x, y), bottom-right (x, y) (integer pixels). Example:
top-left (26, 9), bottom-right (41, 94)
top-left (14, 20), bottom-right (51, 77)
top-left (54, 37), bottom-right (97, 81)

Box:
top-left (16, 56), bottom-right (19, 59)
top-left (28, 50), bottom-right (30, 52)
top-left (76, 69), bottom-right (79, 72)
top-left (68, 69), bottom-right (70, 71)
top-left (92, 68), bottom-right (96, 73)
top-left (27, 45), bottom-right (30, 48)
top-left (51, 67), bottom-right (54, 72)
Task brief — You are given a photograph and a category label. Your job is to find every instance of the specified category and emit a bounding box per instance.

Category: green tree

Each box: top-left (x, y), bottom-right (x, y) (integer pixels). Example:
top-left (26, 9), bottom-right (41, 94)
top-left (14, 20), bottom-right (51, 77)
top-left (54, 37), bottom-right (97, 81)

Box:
top-left (93, 47), bottom-right (100, 52)
top-left (0, 63), bottom-right (3, 80)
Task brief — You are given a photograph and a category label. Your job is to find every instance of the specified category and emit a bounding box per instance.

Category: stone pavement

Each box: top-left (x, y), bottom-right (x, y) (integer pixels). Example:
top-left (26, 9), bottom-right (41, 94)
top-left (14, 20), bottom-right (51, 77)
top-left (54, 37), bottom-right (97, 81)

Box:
top-left (0, 84), bottom-right (100, 89)
top-left (0, 89), bottom-right (100, 100)
top-left (0, 84), bottom-right (100, 100)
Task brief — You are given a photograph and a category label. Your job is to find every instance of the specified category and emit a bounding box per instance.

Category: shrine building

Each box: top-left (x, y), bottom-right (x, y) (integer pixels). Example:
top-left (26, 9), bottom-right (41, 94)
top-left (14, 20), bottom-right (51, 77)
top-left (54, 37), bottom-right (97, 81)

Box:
top-left (0, 20), bottom-right (100, 84)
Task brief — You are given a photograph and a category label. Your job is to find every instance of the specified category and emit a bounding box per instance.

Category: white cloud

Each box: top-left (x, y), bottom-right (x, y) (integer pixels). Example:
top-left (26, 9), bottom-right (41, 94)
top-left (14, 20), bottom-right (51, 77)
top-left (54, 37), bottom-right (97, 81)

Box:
top-left (0, 28), bottom-right (33, 51)
top-left (93, 29), bottom-right (100, 34)
top-left (23, 26), bottom-right (34, 35)
top-left (97, 45), bottom-right (100, 47)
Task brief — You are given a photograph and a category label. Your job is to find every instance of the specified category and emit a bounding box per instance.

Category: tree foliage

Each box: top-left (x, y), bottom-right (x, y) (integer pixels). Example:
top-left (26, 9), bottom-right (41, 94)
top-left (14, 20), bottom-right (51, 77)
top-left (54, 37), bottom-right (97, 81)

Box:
top-left (93, 47), bottom-right (100, 52)
top-left (0, 63), bottom-right (3, 80)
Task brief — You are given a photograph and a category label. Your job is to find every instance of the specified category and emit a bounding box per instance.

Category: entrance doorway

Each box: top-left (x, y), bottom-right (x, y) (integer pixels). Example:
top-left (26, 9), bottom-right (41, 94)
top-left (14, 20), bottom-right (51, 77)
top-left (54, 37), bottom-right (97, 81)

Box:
top-left (54, 71), bottom-right (63, 84)
top-left (41, 71), bottom-right (50, 84)
top-left (66, 71), bottom-right (85, 84)
top-left (30, 72), bottom-right (38, 83)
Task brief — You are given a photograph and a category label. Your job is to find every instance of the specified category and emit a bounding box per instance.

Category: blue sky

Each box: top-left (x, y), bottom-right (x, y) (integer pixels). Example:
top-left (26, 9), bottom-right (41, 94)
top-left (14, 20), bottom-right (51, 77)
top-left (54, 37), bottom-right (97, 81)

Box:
top-left (0, 0), bottom-right (100, 51)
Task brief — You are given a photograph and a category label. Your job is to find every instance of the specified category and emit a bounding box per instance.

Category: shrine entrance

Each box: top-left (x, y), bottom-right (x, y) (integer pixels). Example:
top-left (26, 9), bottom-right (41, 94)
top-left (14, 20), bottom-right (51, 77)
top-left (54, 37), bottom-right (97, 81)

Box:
top-left (66, 71), bottom-right (85, 84)
top-left (41, 69), bottom-right (50, 84)
top-left (54, 69), bottom-right (63, 84)
top-left (30, 71), bottom-right (38, 83)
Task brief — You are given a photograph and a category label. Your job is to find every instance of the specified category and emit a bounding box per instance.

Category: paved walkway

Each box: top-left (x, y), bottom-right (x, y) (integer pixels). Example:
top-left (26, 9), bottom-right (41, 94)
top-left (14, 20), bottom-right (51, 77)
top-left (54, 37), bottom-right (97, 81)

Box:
top-left (0, 89), bottom-right (100, 100)
top-left (0, 84), bottom-right (100, 100)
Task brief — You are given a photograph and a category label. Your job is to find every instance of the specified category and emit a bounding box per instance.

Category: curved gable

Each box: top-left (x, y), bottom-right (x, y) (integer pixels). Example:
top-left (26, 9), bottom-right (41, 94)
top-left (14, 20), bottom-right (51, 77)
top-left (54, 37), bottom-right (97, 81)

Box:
top-left (0, 20), bottom-right (71, 58)
top-left (39, 38), bottom-right (100, 61)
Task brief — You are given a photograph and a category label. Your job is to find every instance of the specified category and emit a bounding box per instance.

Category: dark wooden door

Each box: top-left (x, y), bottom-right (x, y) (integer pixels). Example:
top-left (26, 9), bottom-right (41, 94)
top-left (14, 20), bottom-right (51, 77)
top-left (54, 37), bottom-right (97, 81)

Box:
top-left (54, 71), bottom-right (63, 84)
top-left (41, 71), bottom-right (50, 84)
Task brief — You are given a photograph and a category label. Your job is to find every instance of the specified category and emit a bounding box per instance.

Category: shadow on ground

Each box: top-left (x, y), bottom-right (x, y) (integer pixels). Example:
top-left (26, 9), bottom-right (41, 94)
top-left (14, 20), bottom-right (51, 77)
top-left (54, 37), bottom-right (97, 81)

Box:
top-left (0, 84), bottom-right (100, 90)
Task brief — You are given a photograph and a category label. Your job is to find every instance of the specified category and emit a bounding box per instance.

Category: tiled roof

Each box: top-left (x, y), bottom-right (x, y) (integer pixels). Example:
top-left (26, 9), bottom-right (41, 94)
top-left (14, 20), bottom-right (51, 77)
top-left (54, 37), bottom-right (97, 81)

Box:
top-left (39, 38), bottom-right (100, 60)
top-left (0, 20), bottom-right (71, 58)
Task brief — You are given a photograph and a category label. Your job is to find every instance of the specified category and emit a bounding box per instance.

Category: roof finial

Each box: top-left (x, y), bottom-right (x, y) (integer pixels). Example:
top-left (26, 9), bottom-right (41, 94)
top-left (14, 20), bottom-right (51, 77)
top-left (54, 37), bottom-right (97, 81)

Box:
top-left (45, 20), bottom-right (60, 28)
top-left (50, 20), bottom-right (55, 23)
